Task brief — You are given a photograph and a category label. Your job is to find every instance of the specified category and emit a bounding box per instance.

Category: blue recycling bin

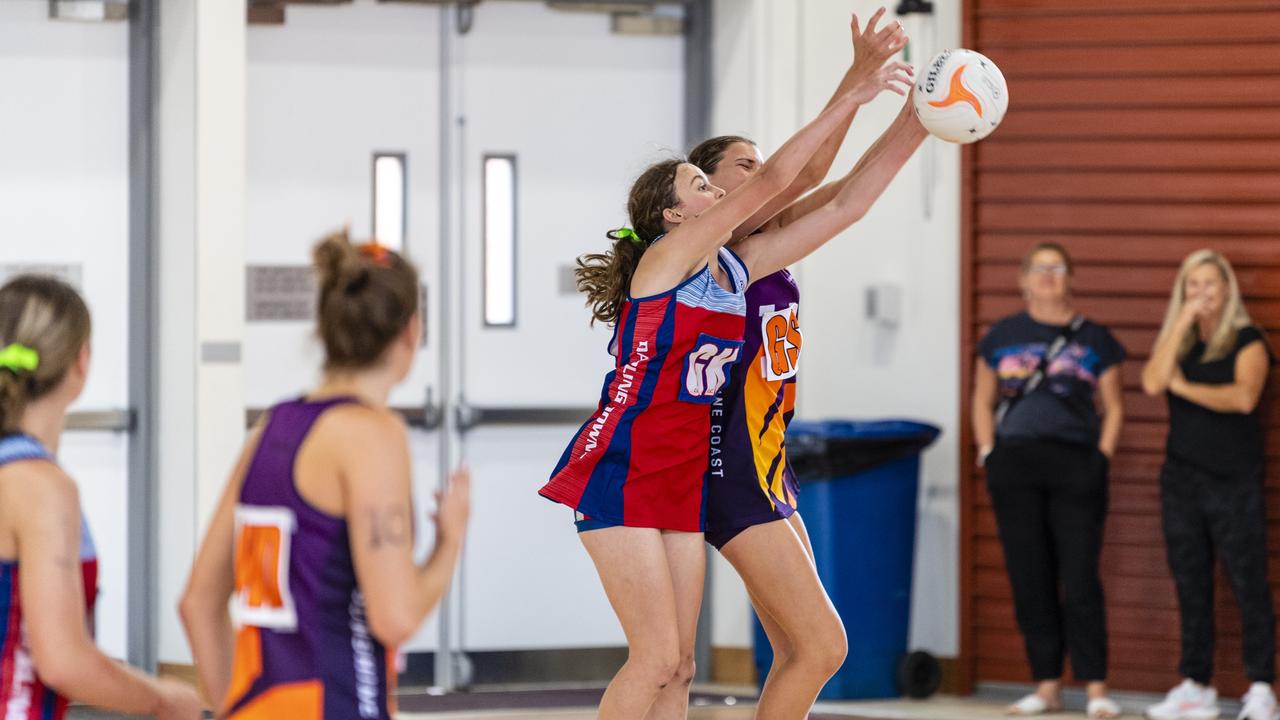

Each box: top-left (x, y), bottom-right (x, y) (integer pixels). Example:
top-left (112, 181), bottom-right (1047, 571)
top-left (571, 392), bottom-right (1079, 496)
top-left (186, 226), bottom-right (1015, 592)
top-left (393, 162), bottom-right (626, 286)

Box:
top-left (752, 419), bottom-right (941, 700)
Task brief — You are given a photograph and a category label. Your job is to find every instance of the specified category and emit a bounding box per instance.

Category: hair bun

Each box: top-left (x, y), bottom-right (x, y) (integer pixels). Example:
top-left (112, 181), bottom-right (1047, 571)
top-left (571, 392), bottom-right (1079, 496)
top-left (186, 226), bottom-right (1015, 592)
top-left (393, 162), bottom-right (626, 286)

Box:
top-left (343, 269), bottom-right (373, 295)
top-left (313, 229), bottom-right (363, 290)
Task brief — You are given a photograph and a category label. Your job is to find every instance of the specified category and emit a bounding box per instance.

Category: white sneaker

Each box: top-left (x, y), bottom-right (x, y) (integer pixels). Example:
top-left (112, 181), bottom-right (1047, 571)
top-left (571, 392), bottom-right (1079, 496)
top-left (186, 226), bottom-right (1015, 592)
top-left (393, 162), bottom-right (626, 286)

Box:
top-left (1239, 683), bottom-right (1278, 720)
top-left (1146, 679), bottom-right (1221, 720)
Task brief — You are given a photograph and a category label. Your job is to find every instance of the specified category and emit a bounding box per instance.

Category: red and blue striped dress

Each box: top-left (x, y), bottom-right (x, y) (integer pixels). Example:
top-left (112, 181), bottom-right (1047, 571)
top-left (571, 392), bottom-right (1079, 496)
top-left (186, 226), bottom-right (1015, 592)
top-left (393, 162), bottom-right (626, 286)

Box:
top-left (540, 246), bottom-right (750, 531)
top-left (0, 434), bottom-right (98, 720)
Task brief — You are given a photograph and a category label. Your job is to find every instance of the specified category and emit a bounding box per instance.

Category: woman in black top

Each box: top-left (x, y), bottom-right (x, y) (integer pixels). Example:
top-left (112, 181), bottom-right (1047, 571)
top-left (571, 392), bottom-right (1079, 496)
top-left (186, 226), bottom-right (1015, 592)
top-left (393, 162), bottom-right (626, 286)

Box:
top-left (972, 242), bottom-right (1125, 718)
top-left (1140, 250), bottom-right (1276, 720)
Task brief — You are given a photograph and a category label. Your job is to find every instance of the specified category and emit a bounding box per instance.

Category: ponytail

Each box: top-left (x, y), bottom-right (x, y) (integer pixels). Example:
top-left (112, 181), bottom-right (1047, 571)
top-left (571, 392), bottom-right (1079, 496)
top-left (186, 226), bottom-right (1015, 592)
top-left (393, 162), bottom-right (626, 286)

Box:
top-left (575, 159), bottom-right (683, 326)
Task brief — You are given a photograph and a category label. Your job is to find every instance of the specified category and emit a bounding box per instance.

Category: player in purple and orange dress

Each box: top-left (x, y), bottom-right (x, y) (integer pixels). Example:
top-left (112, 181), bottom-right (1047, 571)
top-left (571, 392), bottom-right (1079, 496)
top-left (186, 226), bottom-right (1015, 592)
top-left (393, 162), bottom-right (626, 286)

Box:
top-left (0, 275), bottom-right (201, 720)
top-left (539, 43), bottom-right (918, 719)
top-left (687, 11), bottom-right (931, 717)
top-left (181, 231), bottom-right (470, 720)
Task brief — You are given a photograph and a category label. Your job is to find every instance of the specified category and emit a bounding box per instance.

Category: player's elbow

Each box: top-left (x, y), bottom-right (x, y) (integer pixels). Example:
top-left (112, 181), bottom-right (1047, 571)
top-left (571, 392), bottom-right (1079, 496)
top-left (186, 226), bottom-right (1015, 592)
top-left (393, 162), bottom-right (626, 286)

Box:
top-left (367, 605), bottom-right (421, 648)
top-left (178, 588), bottom-right (208, 633)
top-left (829, 195), bottom-right (870, 227)
top-left (30, 637), bottom-right (90, 697)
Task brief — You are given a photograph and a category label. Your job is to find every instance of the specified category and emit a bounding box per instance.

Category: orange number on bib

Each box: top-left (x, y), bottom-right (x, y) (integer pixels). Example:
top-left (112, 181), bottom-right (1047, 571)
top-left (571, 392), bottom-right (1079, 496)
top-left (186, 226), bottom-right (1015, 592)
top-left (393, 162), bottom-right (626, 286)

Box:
top-left (233, 506), bottom-right (298, 630)
top-left (235, 525), bottom-right (285, 611)
top-left (761, 306), bottom-right (802, 381)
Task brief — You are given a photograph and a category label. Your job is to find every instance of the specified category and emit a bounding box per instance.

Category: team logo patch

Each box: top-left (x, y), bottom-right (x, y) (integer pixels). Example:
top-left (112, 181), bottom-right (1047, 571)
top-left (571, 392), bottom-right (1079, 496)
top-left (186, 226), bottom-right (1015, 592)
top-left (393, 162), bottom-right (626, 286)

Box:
top-left (680, 333), bottom-right (743, 403)
top-left (233, 505), bottom-right (299, 631)
top-left (759, 304), bottom-right (802, 382)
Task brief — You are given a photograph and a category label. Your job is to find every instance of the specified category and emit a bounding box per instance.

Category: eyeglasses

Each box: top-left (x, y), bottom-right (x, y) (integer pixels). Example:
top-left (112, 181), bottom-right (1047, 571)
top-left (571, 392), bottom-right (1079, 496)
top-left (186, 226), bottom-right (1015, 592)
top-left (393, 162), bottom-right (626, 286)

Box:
top-left (1028, 264), bottom-right (1068, 276)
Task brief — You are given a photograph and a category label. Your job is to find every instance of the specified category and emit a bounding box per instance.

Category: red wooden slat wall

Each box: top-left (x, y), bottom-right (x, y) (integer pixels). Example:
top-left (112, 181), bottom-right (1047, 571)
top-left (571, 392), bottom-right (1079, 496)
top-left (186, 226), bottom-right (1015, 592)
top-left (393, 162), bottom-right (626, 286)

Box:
top-left (958, 0), bottom-right (1280, 696)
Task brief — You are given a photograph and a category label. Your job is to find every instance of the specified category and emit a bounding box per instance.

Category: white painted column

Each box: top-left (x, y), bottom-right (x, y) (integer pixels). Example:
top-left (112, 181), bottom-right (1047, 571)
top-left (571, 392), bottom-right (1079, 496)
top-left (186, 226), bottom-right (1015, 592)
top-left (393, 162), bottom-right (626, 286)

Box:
top-left (156, 0), bottom-right (247, 665)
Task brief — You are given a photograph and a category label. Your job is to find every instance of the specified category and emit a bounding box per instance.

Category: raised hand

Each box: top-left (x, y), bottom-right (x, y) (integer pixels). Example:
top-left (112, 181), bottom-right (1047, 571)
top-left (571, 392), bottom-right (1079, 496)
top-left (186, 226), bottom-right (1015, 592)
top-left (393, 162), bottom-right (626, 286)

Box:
top-left (433, 464), bottom-right (471, 545)
top-left (1178, 294), bottom-right (1208, 327)
top-left (852, 7), bottom-right (908, 72)
top-left (847, 60), bottom-right (915, 103)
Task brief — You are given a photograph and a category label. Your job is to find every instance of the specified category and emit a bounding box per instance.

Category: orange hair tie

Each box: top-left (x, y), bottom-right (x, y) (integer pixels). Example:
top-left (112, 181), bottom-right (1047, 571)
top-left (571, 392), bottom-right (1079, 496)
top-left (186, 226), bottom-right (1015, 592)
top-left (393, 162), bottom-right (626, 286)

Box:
top-left (358, 242), bottom-right (392, 267)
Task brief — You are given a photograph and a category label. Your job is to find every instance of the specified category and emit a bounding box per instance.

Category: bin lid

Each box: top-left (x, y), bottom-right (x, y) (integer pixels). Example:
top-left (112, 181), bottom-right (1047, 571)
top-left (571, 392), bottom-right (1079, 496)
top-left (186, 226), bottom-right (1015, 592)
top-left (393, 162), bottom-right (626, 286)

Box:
top-left (785, 419), bottom-right (941, 482)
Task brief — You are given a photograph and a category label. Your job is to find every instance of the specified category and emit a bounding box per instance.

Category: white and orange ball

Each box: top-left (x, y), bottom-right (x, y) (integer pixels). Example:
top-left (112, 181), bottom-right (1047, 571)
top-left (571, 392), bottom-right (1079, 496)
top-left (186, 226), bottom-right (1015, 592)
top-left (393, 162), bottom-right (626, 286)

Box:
top-left (912, 48), bottom-right (1009, 144)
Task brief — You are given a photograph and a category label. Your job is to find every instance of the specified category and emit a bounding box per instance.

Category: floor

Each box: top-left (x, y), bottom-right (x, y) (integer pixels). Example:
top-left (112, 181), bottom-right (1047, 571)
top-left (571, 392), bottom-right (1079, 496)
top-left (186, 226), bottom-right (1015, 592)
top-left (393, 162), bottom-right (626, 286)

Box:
top-left (60, 693), bottom-right (1065, 719)
top-left (393, 695), bottom-right (1078, 719)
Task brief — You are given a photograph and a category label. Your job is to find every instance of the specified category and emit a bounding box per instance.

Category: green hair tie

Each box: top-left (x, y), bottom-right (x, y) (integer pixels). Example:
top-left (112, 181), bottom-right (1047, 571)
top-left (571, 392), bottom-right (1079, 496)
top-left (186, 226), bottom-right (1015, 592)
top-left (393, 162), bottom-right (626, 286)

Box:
top-left (0, 344), bottom-right (38, 374)
top-left (614, 227), bottom-right (645, 246)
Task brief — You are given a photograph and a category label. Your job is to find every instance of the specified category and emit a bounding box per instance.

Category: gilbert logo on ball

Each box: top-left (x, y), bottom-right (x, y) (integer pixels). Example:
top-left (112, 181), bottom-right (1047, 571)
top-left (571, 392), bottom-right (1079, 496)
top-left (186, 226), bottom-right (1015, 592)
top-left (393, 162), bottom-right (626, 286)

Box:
top-left (913, 49), bottom-right (1009, 144)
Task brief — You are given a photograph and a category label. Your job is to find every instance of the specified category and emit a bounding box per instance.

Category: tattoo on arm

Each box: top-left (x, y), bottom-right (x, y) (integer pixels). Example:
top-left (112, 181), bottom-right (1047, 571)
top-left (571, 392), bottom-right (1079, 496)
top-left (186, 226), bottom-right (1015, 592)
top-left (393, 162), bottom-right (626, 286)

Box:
top-left (367, 505), bottom-right (411, 550)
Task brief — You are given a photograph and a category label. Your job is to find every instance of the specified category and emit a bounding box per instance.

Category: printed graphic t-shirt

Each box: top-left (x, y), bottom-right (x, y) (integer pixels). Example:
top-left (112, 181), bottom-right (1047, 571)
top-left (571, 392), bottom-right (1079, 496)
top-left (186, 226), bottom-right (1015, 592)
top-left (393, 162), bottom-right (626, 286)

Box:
top-left (978, 312), bottom-right (1126, 447)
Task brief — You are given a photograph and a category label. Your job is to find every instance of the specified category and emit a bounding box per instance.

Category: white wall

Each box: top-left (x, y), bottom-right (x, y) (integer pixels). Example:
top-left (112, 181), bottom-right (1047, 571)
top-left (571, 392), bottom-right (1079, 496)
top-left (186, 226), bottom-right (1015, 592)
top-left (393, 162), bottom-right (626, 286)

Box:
top-left (709, 0), bottom-right (962, 657)
top-left (242, 0), bottom-right (685, 653)
top-left (0, 0), bottom-right (131, 660)
top-left (453, 1), bottom-right (685, 651)
top-left (245, 0), bottom-right (448, 651)
top-left (245, 0), bottom-right (442, 411)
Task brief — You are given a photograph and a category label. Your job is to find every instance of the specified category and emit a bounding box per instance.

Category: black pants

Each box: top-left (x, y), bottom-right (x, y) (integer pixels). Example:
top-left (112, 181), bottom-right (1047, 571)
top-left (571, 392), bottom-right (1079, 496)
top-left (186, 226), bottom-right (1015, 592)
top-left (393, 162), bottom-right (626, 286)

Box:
top-left (1161, 457), bottom-right (1276, 684)
top-left (986, 438), bottom-right (1109, 681)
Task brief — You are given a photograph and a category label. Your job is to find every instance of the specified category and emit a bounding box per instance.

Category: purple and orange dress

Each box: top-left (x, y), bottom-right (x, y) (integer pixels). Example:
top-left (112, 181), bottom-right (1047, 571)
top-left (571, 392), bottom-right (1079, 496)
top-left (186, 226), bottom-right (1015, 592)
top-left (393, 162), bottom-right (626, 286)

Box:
top-left (0, 433), bottom-right (99, 720)
top-left (705, 268), bottom-right (803, 549)
top-left (540, 245), bottom-right (750, 531)
top-left (225, 397), bottom-right (395, 720)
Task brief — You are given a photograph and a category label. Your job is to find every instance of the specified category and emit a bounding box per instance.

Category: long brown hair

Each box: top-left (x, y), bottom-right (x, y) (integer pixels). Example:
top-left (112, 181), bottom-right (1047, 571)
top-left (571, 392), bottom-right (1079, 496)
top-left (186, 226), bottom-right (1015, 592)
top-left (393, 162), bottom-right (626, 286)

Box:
top-left (313, 229), bottom-right (419, 370)
top-left (0, 276), bottom-right (92, 434)
top-left (688, 135), bottom-right (755, 176)
top-left (576, 159), bottom-right (682, 325)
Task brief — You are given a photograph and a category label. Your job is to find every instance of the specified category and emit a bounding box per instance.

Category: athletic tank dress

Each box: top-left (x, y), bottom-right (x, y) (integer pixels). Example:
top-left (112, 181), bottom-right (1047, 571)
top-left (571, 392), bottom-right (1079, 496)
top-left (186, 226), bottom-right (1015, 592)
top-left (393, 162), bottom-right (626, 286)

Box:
top-left (706, 269), bottom-right (802, 549)
top-left (224, 397), bottom-right (395, 720)
top-left (540, 246), bottom-right (750, 531)
top-left (0, 433), bottom-right (99, 720)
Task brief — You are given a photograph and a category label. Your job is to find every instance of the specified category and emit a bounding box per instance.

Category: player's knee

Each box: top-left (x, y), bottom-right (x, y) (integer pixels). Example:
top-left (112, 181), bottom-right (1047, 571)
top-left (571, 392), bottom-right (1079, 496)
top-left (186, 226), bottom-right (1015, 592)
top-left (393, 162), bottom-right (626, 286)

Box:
top-left (631, 646), bottom-right (681, 690)
top-left (671, 653), bottom-right (696, 687)
top-left (795, 621), bottom-right (847, 678)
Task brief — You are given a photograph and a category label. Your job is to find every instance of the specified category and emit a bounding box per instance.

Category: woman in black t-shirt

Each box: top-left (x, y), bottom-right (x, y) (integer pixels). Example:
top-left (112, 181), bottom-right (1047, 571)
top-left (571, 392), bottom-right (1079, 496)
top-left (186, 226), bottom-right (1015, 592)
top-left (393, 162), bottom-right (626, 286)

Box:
top-left (972, 242), bottom-right (1125, 719)
top-left (1141, 250), bottom-right (1276, 720)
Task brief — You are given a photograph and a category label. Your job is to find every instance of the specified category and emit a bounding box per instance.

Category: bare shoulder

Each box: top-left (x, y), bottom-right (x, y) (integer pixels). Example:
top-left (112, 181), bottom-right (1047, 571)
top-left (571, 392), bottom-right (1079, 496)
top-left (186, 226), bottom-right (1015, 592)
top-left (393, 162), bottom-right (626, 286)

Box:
top-left (315, 403), bottom-right (409, 452)
top-left (0, 460), bottom-right (78, 507)
top-left (0, 461), bottom-right (79, 541)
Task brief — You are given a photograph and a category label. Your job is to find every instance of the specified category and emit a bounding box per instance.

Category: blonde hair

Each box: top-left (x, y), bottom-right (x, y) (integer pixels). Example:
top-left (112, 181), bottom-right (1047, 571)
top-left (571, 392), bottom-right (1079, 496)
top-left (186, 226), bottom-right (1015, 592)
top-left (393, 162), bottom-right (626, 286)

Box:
top-left (1155, 250), bottom-right (1253, 363)
top-left (0, 276), bottom-right (92, 433)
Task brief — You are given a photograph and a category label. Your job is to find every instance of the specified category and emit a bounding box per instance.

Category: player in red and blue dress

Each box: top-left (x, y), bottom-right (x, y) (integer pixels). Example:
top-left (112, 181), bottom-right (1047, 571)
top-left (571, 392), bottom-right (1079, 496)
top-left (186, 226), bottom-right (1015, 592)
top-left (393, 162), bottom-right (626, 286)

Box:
top-left (0, 434), bottom-right (99, 720)
top-left (0, 274), bottom-right (201, 720)
top-left (541, 243), bottom-right (750, 531)
top-left (540, 54), bottom-right (915, 718)
top-left (181, 232), bottom-right (469, 720)
top-left (681, 13), bottom-right (928, 715)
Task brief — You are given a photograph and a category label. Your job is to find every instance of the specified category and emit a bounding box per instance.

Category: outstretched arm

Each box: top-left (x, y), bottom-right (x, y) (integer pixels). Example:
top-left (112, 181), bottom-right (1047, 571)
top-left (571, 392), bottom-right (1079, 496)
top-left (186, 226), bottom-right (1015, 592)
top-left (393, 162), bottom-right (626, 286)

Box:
top-left (636, 64), bottom-right (913, 294)
top-left (731, 9), bottom-right (908, 241)
top-left (734, 98), bottom-right (927, 280)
